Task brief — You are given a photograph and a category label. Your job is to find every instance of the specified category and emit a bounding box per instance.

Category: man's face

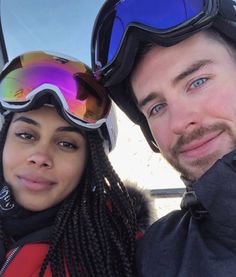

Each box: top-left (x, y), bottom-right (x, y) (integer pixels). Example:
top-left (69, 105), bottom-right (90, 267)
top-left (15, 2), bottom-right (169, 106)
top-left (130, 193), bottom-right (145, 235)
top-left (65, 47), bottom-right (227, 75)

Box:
top-left (131, 32), bottom-right (236, 181)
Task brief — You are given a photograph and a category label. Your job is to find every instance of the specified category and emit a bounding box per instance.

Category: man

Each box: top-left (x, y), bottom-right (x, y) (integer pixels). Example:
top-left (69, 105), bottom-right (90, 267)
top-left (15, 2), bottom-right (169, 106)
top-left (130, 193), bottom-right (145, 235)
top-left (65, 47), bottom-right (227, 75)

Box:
top-left (91, 0), bottom-right (236, 276)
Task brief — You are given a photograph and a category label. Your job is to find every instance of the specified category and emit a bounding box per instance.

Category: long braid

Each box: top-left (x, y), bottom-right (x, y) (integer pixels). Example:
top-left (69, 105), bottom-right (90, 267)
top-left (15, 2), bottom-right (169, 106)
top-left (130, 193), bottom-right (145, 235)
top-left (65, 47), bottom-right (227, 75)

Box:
top-left (39, 190), bottom-right (79, 277)
top-left (78, 169), bottom-right (107, 276)
top-left (73, 131), bottom-right (137, 276)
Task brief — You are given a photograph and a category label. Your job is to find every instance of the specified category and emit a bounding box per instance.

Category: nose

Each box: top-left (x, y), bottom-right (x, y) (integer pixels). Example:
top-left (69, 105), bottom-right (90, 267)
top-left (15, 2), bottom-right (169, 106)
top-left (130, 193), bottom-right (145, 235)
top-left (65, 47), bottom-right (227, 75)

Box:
top-left (27, 151), bottom-right (53, 168)
top-left (169, 100), bottom-right (202, 135)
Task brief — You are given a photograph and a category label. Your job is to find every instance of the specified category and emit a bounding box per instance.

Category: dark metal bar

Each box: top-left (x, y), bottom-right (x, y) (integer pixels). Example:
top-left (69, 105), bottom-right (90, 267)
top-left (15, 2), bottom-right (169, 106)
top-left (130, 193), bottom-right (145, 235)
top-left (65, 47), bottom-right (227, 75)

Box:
top-left (150, 188), bottom-right (185, 198)
top-left (0, 7), bottom-right (9, 69)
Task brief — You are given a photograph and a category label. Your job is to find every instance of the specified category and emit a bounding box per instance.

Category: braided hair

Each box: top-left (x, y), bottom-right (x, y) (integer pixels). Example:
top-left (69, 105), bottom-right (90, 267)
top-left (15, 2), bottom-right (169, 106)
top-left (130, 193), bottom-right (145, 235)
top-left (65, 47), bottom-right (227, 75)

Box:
top-left (0, 112), bottom-right (138, 277)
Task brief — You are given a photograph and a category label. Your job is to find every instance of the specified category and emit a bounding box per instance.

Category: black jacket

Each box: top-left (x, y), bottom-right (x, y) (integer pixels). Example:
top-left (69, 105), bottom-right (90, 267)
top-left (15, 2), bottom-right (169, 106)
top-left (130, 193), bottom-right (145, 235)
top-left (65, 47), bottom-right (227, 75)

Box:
top-left (136, 149), bottom-right (236, 277)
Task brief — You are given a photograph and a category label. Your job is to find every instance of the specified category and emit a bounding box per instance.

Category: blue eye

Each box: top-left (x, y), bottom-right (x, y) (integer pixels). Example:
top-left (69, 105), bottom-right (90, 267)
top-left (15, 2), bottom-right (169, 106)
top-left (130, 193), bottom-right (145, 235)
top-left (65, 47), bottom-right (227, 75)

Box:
top-left (190, 77), bottom-right (207, 89)
top-left (150, 103), bottom-right (167, 117)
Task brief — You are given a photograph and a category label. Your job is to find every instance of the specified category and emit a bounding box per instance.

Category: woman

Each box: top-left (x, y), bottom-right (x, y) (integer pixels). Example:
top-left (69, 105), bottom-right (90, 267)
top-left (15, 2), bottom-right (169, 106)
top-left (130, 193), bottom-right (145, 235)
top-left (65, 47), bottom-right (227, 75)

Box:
top-left (0, 51), bottom-right (145, 277)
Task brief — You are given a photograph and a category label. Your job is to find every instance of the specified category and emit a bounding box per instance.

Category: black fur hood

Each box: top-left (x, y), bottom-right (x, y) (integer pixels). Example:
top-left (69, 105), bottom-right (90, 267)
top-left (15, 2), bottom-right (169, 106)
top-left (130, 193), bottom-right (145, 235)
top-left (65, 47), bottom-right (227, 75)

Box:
top-left (125, 180), bottom-right (155, 233)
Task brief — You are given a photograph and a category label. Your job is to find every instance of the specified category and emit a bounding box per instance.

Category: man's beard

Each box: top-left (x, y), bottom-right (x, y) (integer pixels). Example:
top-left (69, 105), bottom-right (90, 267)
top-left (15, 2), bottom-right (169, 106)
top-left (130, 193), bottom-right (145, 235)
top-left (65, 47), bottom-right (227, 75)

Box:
top-left (160, 123), bottom-right (236, 181)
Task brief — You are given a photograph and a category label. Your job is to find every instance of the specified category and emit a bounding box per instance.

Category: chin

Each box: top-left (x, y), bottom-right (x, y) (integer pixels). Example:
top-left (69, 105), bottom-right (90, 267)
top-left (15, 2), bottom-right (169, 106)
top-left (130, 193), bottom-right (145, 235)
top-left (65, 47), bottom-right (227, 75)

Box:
top-left (18, 200), bottom-right (53, 212)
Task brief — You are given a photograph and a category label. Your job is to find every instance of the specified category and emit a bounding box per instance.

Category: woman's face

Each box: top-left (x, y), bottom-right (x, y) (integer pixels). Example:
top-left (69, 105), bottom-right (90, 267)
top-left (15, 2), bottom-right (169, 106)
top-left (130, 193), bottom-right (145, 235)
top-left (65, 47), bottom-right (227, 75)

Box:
top-left (2, 106), bottom-right (87, 211)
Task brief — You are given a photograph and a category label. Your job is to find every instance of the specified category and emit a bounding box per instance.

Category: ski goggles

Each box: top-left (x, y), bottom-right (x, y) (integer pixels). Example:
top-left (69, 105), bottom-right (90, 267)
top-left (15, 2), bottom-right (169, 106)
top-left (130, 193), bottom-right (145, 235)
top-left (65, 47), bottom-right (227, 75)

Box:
top-left (0, 51), bottom-right (111, 129)
top-left (92, 0), bottom-right (219, 79)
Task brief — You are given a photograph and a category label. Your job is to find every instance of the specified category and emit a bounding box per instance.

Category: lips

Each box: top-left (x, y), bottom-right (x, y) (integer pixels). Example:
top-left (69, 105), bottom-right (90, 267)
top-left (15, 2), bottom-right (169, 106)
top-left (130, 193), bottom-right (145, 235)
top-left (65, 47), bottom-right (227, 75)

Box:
top-left (17, 174), bottom-right (56, 191)
top-left (178, 131), bottom-right (223, 157)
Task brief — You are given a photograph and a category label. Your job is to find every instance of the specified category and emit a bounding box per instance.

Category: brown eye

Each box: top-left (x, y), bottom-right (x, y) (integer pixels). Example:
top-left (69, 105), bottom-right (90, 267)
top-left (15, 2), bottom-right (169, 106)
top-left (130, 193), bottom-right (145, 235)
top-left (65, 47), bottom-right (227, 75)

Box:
top-left (15, 132), bottom-right (35, 140)
top-left (58, 141), bottom-right (77, 150)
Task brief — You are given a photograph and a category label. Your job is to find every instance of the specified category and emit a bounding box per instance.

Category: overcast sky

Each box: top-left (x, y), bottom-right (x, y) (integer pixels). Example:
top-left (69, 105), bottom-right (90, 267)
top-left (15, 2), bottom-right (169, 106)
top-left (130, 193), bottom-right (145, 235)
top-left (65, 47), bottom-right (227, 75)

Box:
top-left (1, 0), bottom-right (104, 65)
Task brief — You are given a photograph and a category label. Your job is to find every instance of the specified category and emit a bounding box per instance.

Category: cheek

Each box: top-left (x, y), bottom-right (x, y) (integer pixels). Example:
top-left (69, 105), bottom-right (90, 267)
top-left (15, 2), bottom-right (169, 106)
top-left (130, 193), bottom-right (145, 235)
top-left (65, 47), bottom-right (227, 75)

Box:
top-left (64, 164), bottom-right (84, 185)
top-left (210, 79), bottom-right (236, 114)
top-left (59, 152), bottom-right (87, 187)
top-left (148, 120), bottom-right (171, 152)
top-left (204, 90), bottom-right (236, 119)
top-left (2, 142), bottom-right (17, 177)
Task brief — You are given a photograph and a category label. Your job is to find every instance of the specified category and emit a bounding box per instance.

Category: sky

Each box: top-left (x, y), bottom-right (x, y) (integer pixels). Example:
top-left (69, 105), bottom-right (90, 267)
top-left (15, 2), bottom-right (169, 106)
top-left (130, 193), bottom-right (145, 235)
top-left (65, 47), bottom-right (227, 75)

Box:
top-left (1, 0), bottom-right (104, 65)
top-left (0, 0), bottom-right (183, 191)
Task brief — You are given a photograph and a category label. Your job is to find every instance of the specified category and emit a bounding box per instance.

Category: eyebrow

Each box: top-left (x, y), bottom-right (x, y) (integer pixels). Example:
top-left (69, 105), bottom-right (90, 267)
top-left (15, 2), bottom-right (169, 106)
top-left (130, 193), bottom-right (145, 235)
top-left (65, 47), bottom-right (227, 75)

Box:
top-left (172, 59), bottom-right (213, 85)
top-left (56, 126), bottom-right (85, 136)
top-left (137, 59), bottom-right (213, 110)
top-left (13, 116), bottom-right (84, 135)
top-left (137, 92), bottom-right (161, 110)
top-left (13, 116), bottom-right (39, 126)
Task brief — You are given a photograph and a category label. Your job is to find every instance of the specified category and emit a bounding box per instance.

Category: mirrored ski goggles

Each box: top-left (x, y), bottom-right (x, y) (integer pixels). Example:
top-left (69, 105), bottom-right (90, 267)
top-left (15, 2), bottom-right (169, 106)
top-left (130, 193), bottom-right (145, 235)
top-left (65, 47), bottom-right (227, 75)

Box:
top-left (0, 51), bottom-right (111, 129)
top-left (92, 0), bottom-right (218, 74)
